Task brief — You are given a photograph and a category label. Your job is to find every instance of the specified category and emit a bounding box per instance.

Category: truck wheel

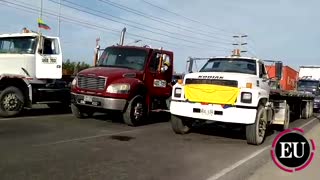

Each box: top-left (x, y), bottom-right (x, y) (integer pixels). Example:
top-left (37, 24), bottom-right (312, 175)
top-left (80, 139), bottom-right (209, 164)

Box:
top-left (123, 95), bottom-right (146, 126)
top-left (246, 105), bottom-right (267, 145)
top-left (71, 103), bottom-right (86, 119)
top-left (171, 115), bottom-right (192, 134)
top-left (0, 86), bottom-right (25, 117)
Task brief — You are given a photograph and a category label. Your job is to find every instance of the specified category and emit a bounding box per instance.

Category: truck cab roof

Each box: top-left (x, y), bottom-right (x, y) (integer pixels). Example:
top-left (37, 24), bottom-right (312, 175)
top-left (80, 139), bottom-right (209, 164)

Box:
top-left (107, 45), bottom-right (173, 54)
top-left (209, 55), bottom-right (261, 62)
top-left (0, 32), bottom-right (57, 39)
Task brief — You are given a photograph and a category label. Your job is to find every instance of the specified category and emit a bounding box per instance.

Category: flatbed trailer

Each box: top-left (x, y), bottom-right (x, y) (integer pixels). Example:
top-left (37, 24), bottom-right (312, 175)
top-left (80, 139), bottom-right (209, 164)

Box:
top-left (269, 89), bottom-right (314, 120)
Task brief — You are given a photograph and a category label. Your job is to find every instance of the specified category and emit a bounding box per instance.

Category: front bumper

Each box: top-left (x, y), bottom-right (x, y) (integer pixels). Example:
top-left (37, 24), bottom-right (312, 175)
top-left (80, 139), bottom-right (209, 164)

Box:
top-left (170, 100), bottom-right (257, 124)
top-left (71, 93), bottom-right (127, 111)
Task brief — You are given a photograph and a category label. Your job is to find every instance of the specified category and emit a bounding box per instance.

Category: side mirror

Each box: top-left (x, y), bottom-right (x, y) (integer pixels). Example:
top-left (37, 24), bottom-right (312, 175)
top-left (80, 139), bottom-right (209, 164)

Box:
top-left (187, 59), bottom-right (194, 73)
top-left (275, 62), bottom-right (283, 80)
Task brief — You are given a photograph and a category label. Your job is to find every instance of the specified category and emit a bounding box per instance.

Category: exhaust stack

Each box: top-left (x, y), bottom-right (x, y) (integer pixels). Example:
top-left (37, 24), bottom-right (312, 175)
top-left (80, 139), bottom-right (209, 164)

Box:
top-left (119, 27), bottom-right (126, 46)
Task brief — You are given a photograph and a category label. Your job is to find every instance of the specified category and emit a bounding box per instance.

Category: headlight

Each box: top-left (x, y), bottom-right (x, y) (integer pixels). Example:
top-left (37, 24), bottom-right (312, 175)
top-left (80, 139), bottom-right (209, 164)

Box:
top-left (241, 92), bottom-right (252, 103)
top-left (106, 83), bottom-right (130, 94)
top-left (174, 88), bottom-right (182, 98)
top-left (153, 79), bottom-right (167, 88)
top-left (71, 77), bottom-right (77, 88)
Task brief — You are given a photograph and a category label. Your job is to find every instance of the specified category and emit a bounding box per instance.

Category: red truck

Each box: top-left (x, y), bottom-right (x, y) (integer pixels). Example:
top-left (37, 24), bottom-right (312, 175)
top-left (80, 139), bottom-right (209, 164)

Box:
top-left (70, 42), bottom-right (173, 126)
top-left (266, 65), bottom-right (298, 91)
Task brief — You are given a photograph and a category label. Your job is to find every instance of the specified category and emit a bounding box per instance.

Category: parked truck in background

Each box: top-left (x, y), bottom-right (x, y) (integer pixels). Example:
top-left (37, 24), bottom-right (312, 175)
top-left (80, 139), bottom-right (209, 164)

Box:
top-left (0, 30), bottom-right (71, 117)
top-left (70, 30), bottom-right (173, 126)
top-left (169, 50), bottom-right (314, 145)
top-left (266, 65), bottom-right (298, 91)
top-left (297, 65), bottom-right (320, 111)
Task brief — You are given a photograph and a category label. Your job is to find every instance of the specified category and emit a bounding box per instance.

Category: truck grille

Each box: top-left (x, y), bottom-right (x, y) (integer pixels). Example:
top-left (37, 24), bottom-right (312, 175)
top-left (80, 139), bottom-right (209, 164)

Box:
top-left (185, 78), bottom-right (238, 87)
top-left (77, 76), bottom-right (106, 90)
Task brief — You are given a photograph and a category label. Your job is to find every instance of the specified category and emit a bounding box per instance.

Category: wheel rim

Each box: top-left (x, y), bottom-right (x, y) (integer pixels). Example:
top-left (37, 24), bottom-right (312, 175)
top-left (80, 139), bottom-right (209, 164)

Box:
top-left (133, 102), bottom-right (144, 120)
top-left (258, 110), bottom-right (267, 138)
top-left (1, 93), bottom-right (22, 111)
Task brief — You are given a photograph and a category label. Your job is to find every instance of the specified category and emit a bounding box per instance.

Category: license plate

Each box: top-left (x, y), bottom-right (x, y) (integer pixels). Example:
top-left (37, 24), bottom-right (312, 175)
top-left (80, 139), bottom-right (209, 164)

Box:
top-left (200, 108), bottom-right (214, 116)
top-left (84, 96), bottom-right (93, 102)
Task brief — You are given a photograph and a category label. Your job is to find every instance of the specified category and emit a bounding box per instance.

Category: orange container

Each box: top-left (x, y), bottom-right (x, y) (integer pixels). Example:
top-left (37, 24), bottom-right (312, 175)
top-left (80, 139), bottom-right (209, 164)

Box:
top-left (265, 65), bottom-right (298, 91)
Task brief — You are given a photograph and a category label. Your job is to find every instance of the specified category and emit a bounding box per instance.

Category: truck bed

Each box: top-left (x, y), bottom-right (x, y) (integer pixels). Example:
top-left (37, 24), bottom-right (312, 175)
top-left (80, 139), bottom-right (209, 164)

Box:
top-left (270, 89), bottom-right (314, 99)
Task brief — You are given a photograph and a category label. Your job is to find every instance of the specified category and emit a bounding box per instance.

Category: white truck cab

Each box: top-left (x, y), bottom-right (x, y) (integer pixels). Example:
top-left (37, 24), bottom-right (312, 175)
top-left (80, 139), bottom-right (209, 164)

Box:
top-left (0, 32), bottom-right (62, 79)
top-left (0, 30), bottom-right (71, 117)
top-left (171, 54), bottom-right (270, 122)
top-left (170, 52), bottom-right (314, 145)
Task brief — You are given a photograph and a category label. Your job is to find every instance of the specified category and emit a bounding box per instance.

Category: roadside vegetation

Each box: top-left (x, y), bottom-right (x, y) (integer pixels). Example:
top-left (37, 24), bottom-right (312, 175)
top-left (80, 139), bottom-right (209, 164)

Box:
top-left (62, 59), bottom-right (91, 75)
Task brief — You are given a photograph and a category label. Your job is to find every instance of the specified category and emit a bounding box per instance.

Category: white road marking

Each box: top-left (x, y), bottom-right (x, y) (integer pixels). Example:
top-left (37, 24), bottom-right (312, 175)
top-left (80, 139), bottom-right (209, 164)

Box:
top-left (0, 114), bottom-right (73, 121)
top-left (206, 117), bottom-right (318, 180)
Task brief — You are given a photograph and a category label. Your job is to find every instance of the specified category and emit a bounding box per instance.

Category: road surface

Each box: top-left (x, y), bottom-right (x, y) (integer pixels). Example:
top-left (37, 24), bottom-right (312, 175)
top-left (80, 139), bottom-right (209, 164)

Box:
top-left (0, 107), bottom-right (319, 180)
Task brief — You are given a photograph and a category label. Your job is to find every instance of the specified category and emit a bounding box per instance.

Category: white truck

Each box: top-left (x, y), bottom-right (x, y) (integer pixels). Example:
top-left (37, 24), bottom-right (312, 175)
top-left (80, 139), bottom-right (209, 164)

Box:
top-left (0, 30), bottom-right (71, 117)
top-left (297, 65), bottom-right (320, 111)
top-left (169, 51), bottom-right (314, 145)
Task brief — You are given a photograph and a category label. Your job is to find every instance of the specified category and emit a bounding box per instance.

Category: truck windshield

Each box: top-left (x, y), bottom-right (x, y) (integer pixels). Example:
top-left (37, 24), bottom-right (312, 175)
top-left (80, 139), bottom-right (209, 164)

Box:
top-left (297, 80), bottom-right (319, 89)
top-left (98, 47), bottom-right (147, 71)
top-left (199, 58), bottom-right (257, 75)
top-left (0, 37), bottom-right (37, 54)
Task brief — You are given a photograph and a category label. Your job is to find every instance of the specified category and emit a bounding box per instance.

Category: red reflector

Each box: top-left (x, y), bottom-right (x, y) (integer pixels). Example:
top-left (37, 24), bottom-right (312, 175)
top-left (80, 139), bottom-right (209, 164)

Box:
top-left (201, 102), bottom-right (209, 105)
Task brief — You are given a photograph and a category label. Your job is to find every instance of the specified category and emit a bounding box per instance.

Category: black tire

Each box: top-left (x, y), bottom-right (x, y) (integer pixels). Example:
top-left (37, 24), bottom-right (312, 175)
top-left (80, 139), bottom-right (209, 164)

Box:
top-left (171, 115), bottom-right (192, 134)
top-left (246, 105), bottom-right (267, 145)
top-left (71, 103), bottom-right (85, 119)
top-left (0, 86), bottom-right (25, 117)
top-left (123, 95), bottom-right (147, 126)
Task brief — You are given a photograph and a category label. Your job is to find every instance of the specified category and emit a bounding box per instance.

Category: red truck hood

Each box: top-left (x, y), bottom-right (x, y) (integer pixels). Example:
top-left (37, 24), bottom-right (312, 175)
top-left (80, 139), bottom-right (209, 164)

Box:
top-left (78, 67), bottom-right (140, 81)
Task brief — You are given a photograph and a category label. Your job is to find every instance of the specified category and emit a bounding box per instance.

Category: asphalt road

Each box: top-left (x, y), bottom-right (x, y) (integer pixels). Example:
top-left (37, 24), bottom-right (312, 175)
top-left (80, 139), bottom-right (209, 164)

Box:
top-left (0, 107), bottom-right (319, 180)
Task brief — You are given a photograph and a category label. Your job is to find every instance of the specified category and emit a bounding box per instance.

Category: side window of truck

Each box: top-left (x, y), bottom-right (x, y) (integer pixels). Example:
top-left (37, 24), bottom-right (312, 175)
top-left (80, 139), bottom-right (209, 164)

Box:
top-left (43, 38), bottom-right (59, 55)
top-left (149, 52), bottom-right (161, 72)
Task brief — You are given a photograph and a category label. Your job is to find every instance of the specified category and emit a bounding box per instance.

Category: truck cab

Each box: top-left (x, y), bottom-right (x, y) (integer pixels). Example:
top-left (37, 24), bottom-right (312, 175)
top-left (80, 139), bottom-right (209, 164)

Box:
top-left (297, 78), bottom-right (320, 110)
top-left (297, 65), bottom-right (320, 111)
top-left (71, 45), bottom-right (173, 126)
top-left (0, 30), bottom-right (70, 117)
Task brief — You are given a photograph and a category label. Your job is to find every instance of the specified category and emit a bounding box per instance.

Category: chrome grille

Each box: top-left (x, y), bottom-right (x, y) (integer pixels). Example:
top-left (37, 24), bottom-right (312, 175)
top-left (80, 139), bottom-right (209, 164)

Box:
top-left (185, 78), bottom-right (238, 87)
top-left (78, 76), bottom-right (106, 90)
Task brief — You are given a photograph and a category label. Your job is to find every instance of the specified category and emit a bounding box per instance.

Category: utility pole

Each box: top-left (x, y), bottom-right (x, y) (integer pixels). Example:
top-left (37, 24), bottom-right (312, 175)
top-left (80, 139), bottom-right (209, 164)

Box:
top-left (232, 34), bottom-right (248, 54)
top-left (58, 0), bottom-right (61, 37)
top-left (38, 0), bottom-right (43, 34)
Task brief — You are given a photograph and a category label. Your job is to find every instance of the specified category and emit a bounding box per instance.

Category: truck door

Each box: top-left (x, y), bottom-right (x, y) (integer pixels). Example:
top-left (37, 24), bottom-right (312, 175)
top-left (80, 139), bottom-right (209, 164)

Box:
top-left (35, 37), bottom-right (62, 79)
top-left (144, 51), bottom-right (173, 98)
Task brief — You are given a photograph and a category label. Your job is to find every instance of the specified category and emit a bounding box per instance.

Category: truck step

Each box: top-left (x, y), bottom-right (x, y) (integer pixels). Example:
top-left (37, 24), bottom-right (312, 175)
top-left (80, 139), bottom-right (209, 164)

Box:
top-left (36, 101), bottom-right (62, 104)
top-left (151, 109), bottom-right (170, 113)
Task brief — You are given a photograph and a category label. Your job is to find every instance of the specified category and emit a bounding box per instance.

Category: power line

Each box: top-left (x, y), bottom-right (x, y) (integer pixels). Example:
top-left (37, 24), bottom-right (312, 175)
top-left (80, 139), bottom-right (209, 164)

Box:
top-left (1, 0), bottom-right (231, 53)
top-left (141, 0), bottom-right (237, 36)
top-left (59, 0), bottom-right (231, 46)
top-left (98, 0), bottom-right (234, 43)
top-left (47, 0), bottom-right (232, 49)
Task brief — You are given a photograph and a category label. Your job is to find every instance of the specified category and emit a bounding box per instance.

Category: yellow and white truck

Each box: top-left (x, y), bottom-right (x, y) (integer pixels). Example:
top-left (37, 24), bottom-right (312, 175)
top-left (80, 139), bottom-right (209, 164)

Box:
top-left (170, 51), bottom-right (314, 145)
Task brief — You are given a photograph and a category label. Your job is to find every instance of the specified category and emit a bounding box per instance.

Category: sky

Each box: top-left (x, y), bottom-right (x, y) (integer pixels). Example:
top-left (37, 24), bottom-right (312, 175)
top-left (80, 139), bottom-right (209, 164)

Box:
top-left (0, 0), bottom-right (320, 73)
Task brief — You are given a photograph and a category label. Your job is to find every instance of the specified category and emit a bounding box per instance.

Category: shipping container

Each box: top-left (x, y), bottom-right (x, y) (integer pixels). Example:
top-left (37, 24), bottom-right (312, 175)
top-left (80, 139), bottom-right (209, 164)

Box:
top-left (266, 65), bottom-right (298, 91)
